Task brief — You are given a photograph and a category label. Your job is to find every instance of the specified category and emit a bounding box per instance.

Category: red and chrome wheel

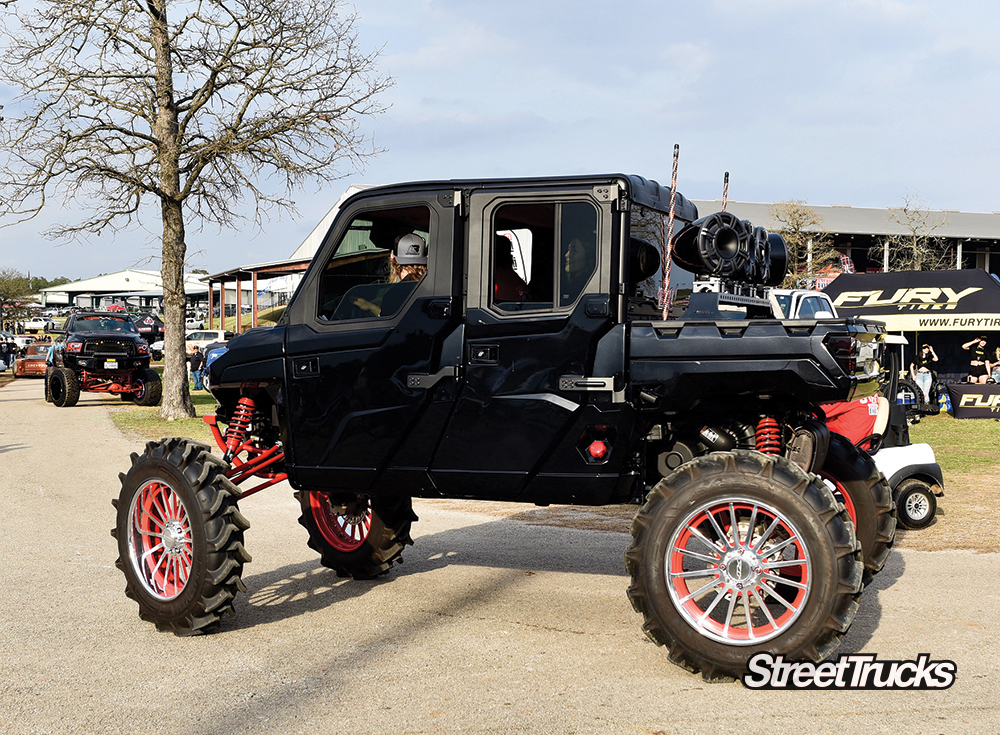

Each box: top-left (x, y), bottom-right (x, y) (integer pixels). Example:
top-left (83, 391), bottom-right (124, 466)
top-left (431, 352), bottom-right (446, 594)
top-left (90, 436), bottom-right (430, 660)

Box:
top-left (626, 450), bottom-right (863, 681)
top-left (297, 492), bottom-right (418, 579)
top-left (666, 497), bottom-right (811, 645)
top-left (127, 479), bottom-right (193, 599)
top-left (113, 438), bottom-right (250, 635)
top-left (311, 493), bottom-right (372, 552)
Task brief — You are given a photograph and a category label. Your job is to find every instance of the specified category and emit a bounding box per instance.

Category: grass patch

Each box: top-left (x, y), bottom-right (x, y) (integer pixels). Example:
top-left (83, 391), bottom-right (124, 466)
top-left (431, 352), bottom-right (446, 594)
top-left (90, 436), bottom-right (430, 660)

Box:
top-left (908, 411), bottom-right (1000, 474)
top-left (217, 306), bottom-right (284, 333)
top-left (898, 411), bottom-right (998, 553)
top-left (108, 383), bottom-right (217, 445)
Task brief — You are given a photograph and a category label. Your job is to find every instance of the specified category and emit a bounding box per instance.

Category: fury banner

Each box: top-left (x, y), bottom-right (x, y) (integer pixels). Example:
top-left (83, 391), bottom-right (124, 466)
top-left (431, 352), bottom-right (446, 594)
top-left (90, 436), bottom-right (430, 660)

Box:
top-left (823, 269), bottom-right (1000, 332)
top-left (947, 383), bottom-right (1000, 418)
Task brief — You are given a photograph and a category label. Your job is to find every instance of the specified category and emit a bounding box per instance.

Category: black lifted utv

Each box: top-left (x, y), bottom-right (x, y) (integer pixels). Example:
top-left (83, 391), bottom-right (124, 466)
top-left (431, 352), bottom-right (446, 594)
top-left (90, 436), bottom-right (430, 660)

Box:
top-left (48, 311), bottom-right (161, 407)
top-left (113, 174), bottom-right (893, 681)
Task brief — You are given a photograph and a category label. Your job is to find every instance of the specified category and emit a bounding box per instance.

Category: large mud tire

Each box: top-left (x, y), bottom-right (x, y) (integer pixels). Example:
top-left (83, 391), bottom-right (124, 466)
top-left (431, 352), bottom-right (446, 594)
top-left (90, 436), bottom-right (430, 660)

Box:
top-left (133, 368), bottom-right (163, 406)
top-left (50, 367), bottom-right (80, 407)
top-left (625, 450), bottom-right (863, 682)
top-left (820, 433), bottom-right (896, 584)
top-left (296, 492), bottom-right (417, 579)
top-left (112, 438), bottom-right (251, 635)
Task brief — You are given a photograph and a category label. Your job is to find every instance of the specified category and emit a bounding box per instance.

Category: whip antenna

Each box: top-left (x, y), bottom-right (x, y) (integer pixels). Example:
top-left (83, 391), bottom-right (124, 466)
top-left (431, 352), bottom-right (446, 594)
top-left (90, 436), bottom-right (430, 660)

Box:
top-left (722, 171), bottom-right (729, 212)
top-left (660, 143), bottom-right (680, 320)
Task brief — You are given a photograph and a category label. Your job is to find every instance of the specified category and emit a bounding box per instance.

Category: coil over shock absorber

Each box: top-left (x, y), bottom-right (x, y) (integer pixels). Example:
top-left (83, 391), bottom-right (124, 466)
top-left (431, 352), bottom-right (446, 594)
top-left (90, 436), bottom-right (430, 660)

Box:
top-left (223, 396), bottom-right (256, 462)
top-left (755, 416), bottom-right (782, 455)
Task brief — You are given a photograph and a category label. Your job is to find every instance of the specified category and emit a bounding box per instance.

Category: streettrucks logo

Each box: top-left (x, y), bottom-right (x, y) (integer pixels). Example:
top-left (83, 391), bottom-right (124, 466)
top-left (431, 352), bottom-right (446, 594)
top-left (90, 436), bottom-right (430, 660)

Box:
top-left (832, 287), bottom-right (981, 311)
top-left (742, 653), bottom-right (956, 690)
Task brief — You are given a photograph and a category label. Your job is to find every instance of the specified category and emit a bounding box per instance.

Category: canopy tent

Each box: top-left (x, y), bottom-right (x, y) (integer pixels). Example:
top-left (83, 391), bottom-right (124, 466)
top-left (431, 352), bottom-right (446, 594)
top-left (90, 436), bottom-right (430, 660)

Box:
top-left (822, 269), bottom-right (1000, 332)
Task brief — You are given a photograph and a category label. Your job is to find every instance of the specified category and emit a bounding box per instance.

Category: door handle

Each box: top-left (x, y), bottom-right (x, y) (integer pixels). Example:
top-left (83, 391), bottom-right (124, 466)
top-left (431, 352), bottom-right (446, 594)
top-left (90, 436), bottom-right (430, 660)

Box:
top-left (406, 365), bottom-right (460, 390)
top-left (469, 344), bottom-right (499, 365)
top-left (428, 299), bottom-right (452, 319)
top-left (292, 357), bottom-right (319, 377)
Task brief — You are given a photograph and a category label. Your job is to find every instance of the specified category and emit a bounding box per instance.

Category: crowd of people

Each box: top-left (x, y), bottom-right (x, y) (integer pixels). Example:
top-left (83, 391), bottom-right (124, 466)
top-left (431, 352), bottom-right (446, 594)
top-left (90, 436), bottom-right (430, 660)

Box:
top-left (903, 336), bottom-right (1000, 404)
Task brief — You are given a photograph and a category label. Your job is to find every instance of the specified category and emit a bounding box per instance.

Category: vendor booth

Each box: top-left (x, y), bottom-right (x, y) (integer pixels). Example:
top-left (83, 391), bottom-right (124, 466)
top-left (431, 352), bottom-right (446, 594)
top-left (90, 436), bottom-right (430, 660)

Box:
top-left (823, 269), bottom-right (1000, 385)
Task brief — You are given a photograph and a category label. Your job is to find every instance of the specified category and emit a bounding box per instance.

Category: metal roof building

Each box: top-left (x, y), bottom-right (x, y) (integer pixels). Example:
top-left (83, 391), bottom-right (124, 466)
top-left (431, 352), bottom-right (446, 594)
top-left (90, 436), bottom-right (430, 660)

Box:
top-left (39, 269), bottom-right (208, 309)
top-left (692, 200), bottom-right (1000, 274)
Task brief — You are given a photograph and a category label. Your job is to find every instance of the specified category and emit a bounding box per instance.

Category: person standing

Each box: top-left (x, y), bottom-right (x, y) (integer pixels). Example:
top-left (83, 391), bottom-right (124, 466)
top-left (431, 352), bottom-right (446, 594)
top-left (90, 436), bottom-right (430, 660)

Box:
top-left (962, 335), bottom-right (991, 384)
top-left (189, 347), bottom-right (205, 391)
top-left (910, 343), bottom-right (938, 402)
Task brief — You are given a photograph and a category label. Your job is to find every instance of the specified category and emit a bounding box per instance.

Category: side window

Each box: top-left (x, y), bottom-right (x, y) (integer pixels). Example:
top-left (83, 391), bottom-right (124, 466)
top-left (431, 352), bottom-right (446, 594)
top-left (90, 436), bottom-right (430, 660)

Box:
top-left (798, 296), bottom-right (824, 318)
top-left (489, 200), bottom-right (598, 312)
top-left (317, 205), bottom-right (431, 321)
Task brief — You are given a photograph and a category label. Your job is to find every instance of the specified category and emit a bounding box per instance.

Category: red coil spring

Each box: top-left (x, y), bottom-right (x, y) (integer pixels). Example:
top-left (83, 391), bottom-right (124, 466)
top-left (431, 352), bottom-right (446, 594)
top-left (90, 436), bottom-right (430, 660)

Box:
top-left (224, 397), bottom-right (256, 455)
top-left (755, 417), bottom-right (781, 455)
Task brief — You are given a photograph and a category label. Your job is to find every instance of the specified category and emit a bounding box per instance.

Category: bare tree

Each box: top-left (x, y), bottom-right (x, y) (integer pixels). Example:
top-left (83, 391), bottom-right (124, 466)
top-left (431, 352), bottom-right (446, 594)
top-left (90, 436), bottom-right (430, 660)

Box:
top-left (768, 200), bottom-right (839, 289)
top-left (874, 193), bottom-right (950, 272)
top-left (0, 0), bottom-right (391, 417)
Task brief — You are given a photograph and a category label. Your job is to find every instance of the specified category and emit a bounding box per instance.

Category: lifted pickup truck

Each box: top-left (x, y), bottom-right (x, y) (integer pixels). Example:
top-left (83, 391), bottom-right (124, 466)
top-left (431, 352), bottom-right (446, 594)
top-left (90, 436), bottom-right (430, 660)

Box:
top-left (113, 174), bottom-right (891, 681)
top-left (48, 311), bottom-right (161, 407)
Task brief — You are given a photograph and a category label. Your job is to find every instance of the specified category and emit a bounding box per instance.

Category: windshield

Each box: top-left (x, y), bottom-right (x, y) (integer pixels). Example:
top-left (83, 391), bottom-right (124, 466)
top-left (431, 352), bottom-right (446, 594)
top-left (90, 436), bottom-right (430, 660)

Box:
top-left (73, 316), bottom-right (138, 333)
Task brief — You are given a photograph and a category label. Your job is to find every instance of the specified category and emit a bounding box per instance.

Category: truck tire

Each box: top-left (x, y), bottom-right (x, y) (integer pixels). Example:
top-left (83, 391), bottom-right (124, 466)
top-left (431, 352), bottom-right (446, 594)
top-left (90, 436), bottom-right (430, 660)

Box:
top-left (625, 450), bottom-right (863, 682)
top-left (133, 368), bottom-right (163, 406)
top-left (296, 492), bottom-right (417, 580)
top-left (112, 438), bottom-right (251, 635)
top-left (894, 479), bottom-right (937, 530)
top-left (819, 433), bottom-right (896, 584)
top-left (50, 367), bottom-right (80, 407)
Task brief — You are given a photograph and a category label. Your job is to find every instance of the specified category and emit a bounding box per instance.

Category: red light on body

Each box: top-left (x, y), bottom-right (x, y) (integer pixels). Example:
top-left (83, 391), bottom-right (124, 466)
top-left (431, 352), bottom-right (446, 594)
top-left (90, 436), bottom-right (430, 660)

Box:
top-left (588, 440), bottom-right (608, 460)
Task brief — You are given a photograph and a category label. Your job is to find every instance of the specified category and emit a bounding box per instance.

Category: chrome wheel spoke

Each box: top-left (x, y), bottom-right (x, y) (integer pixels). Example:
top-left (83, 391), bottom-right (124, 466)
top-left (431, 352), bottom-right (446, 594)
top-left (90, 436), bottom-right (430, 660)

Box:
top-left (706, 512), bottom-right (730, 550)
top-left (763, 558), bottom-right (807, 570)
top-left (752, 517), bottom-right (780, 553)
top-left (762, 572), bottom-right (806, 589)
top-left (751, 586), bottom-right (778, 629)
top-left (679, 577), bottom-right (725, 604)
top-left (742, 592), bottom-right (755, 640)
top-left (722, 589), bottom-right (738, 636)
top-left (674, 546), bottom-right (721, 565)
top-left (670, 567), bottom-right (719, 579)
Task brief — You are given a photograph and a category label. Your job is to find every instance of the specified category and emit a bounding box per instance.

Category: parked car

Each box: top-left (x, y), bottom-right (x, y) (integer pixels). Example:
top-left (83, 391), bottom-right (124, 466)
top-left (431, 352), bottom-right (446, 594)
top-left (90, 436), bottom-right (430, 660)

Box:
top-left (184, 329), bottom-right (234, 354)
top-left (185, 317), bottom-right (205, 330)
top-left (23, 317), bottom-right (55, 334)
top-left (1, 330), bottom-right (35, 351)
top-left (149, 329), bottom-right (234, 360)
top-left (13, 343), bottom-right (50, 378)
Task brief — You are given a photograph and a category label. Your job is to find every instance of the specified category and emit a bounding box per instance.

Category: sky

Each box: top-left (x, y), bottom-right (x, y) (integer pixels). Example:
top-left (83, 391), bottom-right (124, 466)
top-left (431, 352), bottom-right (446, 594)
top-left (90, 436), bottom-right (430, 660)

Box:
top-left (3, 0), bottom-right (1000, 281)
